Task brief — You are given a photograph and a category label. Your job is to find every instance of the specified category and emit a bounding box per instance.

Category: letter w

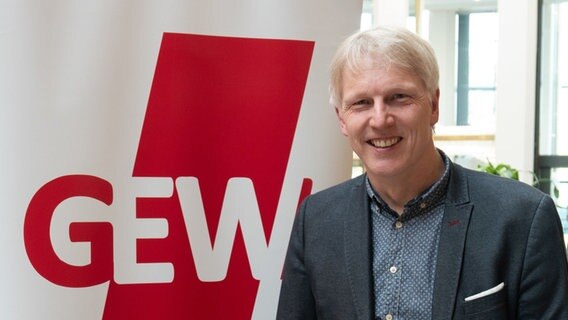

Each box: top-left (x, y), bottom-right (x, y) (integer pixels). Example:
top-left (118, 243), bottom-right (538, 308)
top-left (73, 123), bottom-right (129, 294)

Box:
top-left (176, 177), bottom-right (295, 282)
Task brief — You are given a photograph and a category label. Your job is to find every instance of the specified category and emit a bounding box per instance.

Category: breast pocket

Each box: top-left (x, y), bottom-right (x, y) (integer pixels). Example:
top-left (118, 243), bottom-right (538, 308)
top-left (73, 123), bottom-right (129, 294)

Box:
top-left (462, 285), bottom-right (508, 319)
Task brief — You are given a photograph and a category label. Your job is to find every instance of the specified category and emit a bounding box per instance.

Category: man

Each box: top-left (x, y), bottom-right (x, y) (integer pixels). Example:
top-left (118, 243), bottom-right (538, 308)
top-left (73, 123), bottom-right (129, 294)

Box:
top-left (276, 26), bottom-right (568, 320)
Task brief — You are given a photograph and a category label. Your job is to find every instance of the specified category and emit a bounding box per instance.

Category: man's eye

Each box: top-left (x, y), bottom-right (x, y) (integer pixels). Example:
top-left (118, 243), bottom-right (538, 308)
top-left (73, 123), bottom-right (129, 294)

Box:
top-left (390, 94), bottom-right (413, 105)
top-left (353, 99), bottom-right (372, 106)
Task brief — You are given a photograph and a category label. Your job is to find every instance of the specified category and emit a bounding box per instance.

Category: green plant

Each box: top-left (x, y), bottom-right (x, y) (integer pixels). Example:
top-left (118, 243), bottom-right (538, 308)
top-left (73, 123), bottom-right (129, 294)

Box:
top-left (478, 161), bottom-right (519, 180)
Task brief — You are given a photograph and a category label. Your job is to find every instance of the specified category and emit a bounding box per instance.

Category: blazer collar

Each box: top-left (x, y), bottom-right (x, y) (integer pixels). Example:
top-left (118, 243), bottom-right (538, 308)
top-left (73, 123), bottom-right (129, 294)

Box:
top-left (432, 163), bottom-right (473, 320)
top-left (343, 175), bottom-right (374, 320)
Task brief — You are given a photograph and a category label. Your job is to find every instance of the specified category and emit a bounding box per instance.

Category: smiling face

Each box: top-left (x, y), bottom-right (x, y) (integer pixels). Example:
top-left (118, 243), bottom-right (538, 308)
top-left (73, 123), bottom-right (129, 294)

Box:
top-left (336, 57), bottom-right (440, 182)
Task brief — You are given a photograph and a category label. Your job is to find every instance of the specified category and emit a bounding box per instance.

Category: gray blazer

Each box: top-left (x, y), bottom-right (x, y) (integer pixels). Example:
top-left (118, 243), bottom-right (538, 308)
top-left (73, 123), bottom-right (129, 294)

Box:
top-left (277, 163), bottom-right (568, 319)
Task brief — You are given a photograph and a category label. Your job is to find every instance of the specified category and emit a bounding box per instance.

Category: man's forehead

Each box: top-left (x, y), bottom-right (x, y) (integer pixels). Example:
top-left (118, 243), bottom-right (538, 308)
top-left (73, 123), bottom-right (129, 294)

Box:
top-left (343, 54), bottom-right (387, 75)
top-left (342, 61), bottom-right (419, 87)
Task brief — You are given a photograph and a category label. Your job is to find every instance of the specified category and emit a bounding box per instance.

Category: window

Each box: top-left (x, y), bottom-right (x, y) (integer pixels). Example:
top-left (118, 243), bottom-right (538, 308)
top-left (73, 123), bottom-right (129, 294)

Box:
top-left (409, 0), bottom-right (498, 130)
top-left (420, 1), bottom-right (498, 169)
top-left (536, 0), bottom-right (568, 238)
top-left (538, 0), bottom-right (568, 157)
top-left (360, 0), bottom-right (374, 30)
top-left (456, 12), bottom-right (498, 128)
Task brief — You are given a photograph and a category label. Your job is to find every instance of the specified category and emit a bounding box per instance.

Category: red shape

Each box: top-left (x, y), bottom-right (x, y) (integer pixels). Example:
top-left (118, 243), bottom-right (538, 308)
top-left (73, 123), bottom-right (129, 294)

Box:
top-left (102, 33), bottom-right (314, 319)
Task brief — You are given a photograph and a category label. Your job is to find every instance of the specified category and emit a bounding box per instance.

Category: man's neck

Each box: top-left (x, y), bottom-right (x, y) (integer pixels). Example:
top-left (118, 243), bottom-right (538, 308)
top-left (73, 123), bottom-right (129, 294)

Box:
top-left (368, 149), bottom-right (445, 215)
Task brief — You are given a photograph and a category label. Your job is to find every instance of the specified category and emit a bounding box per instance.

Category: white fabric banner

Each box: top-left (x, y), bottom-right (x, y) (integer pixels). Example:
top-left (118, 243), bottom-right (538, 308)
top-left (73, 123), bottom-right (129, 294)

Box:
top-left (0, 1), bottom-right (360, 319)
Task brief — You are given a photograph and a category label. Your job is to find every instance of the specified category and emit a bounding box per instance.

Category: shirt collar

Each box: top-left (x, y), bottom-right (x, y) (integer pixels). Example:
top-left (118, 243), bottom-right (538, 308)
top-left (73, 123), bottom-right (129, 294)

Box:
top-left (365, 149), bottom-right (451, 221)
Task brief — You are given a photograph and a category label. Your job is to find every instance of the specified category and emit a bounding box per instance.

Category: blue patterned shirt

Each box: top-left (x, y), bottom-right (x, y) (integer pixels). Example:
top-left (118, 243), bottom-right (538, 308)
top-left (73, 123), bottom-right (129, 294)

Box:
top-left (366, 152), bottom-right (450, 320)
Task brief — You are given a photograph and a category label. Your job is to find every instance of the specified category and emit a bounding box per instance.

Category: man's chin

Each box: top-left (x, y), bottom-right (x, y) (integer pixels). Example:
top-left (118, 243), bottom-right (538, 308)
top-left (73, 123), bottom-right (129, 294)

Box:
top-left (364, 162), bottom-right (403, 179)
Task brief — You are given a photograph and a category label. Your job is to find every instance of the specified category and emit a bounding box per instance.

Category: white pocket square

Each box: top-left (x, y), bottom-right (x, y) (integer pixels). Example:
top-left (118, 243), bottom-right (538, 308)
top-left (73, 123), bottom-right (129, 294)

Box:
top-left (464, 282), bottom-right (505, 302)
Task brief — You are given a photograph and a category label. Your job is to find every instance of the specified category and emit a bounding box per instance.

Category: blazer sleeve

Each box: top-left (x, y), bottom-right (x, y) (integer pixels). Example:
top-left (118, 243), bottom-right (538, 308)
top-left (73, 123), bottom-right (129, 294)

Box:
top-left (276, 198), bottom-right (317, 320)
top-left (518, 195), bottom-right (568, 319)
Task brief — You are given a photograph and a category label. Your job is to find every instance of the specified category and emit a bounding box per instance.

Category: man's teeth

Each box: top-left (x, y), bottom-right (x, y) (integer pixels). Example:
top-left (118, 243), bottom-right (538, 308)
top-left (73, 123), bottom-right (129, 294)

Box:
top-left (370, 137), bottom-right (400, 148)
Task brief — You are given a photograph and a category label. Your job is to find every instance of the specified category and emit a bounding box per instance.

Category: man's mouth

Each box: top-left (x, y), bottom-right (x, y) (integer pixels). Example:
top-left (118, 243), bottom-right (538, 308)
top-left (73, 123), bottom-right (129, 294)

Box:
top-left (368, 137), bottom-right (401, 148)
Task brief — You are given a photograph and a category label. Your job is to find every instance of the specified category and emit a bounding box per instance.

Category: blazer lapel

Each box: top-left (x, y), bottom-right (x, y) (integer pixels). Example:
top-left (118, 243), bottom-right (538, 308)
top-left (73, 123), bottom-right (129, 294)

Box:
top-left (343, 177), bottom-right (373, 320)
top-left (432, 164), bottom-right (473, 320)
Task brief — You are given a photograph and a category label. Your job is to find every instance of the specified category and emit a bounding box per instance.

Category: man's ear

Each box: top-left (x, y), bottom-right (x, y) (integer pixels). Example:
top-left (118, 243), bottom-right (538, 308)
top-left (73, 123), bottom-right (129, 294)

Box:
top-left (430, 89), bottom-right (440, 126)
top-left (335, 106), bottom-right (348, 136)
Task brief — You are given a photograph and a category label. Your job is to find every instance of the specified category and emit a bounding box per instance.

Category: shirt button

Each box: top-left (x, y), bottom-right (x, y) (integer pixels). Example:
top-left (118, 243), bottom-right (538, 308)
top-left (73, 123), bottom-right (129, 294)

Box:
top-left (395, 221), bottom-right (403, 229)
top-left (420, 202), bottom-right (427, 209)
top-left (385, 314), bottom-right (393, 320)
top-left (389, 266), bottom-right (397, 273)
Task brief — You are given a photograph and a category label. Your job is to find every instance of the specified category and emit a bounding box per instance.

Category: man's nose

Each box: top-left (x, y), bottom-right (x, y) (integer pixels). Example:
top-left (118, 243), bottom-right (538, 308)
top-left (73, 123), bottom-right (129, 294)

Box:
top-left (369, 101), bottom-right (394, 128)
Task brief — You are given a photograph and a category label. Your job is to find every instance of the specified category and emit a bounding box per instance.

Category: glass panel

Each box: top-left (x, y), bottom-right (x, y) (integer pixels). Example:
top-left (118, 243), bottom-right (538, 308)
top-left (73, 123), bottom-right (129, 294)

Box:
top-left (468, 13), bottom-right (499, 88)
top-left (468, 90), bottom-right (496, 128)
top-left (458, 11), bottom-right (498, 127)
top-left (539, 0), bottom-right (568, 155)
top-left (360, 0), bottom-right (374, 30)
top-left (538, 0), bottom-right (568, 244)
top-left (551, 168), bottom-right (568, 240)
top-left (551, 168), bottom-right (568, 206)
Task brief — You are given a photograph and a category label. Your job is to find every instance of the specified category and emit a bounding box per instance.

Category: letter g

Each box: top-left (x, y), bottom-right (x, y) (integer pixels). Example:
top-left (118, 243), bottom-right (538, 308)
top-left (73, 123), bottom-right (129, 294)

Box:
top-left (24, 175), bottom-right (113, 287)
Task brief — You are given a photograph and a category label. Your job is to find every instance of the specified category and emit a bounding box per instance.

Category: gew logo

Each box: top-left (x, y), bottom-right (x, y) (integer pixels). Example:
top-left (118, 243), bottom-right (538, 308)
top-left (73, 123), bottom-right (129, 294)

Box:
top-left (23, 33), bottom-right (314, 319)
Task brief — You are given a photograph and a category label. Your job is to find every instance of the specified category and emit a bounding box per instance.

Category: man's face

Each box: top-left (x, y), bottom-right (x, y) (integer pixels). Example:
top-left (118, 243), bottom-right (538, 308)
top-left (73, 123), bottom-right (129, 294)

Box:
top-left (336, 57), bottom-right (439, 180)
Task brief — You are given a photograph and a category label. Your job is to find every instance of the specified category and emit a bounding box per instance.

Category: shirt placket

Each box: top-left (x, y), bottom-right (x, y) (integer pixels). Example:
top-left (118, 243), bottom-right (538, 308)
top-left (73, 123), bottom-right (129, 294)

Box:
top-left (371, 205), bottom-right (403, 320)
top-left (385, 217), bottom-right (404, 320)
